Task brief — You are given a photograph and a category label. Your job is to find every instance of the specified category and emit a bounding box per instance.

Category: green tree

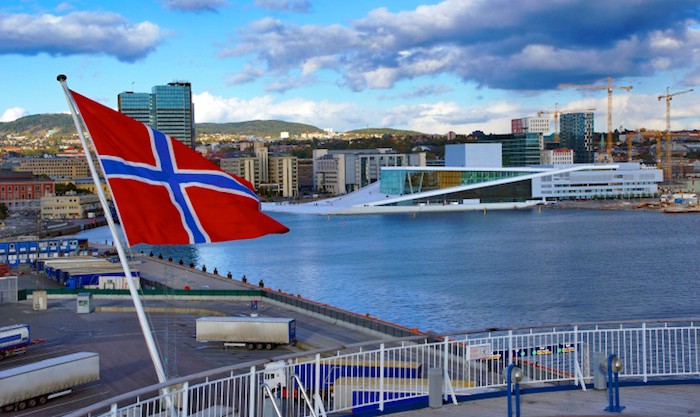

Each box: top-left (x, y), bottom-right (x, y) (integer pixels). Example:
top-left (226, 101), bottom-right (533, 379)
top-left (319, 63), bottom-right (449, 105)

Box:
top-left (55, 183), bottom-right (78, 196)
top-left (0, 203), bottom-right (8, 221)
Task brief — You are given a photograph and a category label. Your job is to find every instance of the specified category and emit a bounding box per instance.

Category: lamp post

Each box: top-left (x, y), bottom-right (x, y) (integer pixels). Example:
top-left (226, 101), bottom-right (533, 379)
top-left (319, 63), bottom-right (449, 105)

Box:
top-left (506, 363), bottom-right (524, 417)
top-left (604, 354), bottom-right (625, 413)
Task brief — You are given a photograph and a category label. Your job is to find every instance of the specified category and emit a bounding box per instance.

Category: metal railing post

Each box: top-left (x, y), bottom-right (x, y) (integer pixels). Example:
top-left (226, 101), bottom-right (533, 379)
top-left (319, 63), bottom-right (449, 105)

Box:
top-left (249, 366), bottom-right (256, 417)
top-left (314, 353), bottom-right (321, 413)
top-left (379, 343), bottom-right (385, 411)
top-left (508, 330), bottom-right (514, 366)
top-left (442, 336), bottom-right (450, 401)
top-left (642, 322), bottom-right (648, 383)
top-left (180, 381), bottom-right (189, 417)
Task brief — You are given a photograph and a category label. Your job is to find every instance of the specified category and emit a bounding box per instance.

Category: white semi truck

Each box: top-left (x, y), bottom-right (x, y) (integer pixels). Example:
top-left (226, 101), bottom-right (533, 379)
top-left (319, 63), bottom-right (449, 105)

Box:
top-left (0, 352), bottom-right (100, 412)
top-left (196, 317), bottom-right (296, 350)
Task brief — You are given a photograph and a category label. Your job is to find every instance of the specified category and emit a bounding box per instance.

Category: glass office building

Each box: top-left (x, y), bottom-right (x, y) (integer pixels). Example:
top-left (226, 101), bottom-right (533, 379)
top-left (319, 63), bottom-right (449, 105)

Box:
top-left (560, 113), bottom-right (594, 164)
top-left (117, 92), bottom-right (151, 125)
top-left (118, 82), bottom-right (195, 148)
top-left (477, 133), bottom-right (541, 167)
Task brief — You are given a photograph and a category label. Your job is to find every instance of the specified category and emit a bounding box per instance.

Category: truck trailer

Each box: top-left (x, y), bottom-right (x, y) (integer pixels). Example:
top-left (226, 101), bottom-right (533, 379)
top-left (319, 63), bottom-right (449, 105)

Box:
top-left (0, 324), bottom-right (30, 360)
top-left (0, 351), bottom-right (100, 412)
top-left (196, 317), bottom-right (296, 350)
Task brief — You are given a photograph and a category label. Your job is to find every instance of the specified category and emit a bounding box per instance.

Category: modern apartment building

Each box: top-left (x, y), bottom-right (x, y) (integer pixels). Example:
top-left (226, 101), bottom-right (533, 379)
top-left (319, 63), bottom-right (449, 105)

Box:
top-left (40, 193), bottom-right (101, 220)
top-left (313, 149), bottom-right (426, 195)
top-left (14, 158), bottom-right (89, 179)
top-left (560, 112), bottom-right (595, 164)
top-left (219, 146), bottom-right (298, 198)
top-left (540, 149), bottom-right (574, 165)
top-left (267, 156), bottom-right (298, 198)
top-left (511, 117), bottom-right (550, 134)
top-left (118, 81), bottom-right (195, 148)
top-left (219, 156), bottom-right (260, 188)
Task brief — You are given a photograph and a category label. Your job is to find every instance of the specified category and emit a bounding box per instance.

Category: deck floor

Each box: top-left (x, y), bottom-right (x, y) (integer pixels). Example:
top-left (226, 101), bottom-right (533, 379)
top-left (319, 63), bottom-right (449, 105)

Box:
top-left (393, 384), bottom-right (700, 417)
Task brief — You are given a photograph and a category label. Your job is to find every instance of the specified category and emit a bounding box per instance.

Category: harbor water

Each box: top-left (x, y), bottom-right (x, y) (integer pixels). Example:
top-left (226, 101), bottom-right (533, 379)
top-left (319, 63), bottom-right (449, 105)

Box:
top-left (79, 209), bottom-right (700, 334)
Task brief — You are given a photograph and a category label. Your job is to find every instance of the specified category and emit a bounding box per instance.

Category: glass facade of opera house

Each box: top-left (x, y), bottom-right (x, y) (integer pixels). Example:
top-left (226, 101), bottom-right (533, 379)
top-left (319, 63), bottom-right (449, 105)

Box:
top-left (377, 164), bottom-right (663, 206)
top-left (379, 168), bottom-right (537, 204)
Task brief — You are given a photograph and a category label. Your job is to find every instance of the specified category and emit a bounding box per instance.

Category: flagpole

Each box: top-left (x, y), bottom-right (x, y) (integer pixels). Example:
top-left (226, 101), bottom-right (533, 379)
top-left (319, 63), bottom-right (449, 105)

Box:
top-left (57, 74), bottom-right (169, 385)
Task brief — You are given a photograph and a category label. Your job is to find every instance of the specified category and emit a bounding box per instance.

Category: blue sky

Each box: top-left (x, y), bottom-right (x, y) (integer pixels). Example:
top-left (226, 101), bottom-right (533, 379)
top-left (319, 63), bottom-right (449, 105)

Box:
top-left (1, 0), bottom-right (699, 134)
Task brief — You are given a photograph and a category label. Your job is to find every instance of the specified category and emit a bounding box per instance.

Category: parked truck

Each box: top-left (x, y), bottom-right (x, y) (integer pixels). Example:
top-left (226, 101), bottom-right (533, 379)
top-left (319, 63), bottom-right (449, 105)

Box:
top-left (0, 324), bottom-right (34, 360)
top-left (0, 351), bottom-right (100, 412)
top-left (196, 317), bottom-right (296, 350)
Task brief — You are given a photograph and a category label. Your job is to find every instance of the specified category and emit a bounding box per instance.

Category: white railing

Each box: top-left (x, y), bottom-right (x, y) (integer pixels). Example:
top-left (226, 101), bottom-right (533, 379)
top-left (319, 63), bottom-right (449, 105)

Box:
top-left (65, 319), bottom-right (700, 417)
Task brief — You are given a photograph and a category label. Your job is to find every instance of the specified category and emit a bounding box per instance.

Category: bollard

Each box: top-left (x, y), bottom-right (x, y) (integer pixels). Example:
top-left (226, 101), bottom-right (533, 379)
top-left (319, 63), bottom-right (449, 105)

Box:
top-left (604, 354), bottom-right (625, 413)
top-left (593, 352), bottom-right (607, 390)
top-left (506, 364), bottom-right (524, 417)
top-left (428, 367), bottom-right (442, 409)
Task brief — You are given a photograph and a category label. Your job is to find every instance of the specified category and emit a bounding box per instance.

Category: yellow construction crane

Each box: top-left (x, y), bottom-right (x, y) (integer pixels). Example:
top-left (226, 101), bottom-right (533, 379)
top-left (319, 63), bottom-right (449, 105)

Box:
top-left (537, 103), bottom-right (596, 144)
top-left (658, 87), bottom-right (693, 180)
top-left (559, 77), bottom-right (633, 160)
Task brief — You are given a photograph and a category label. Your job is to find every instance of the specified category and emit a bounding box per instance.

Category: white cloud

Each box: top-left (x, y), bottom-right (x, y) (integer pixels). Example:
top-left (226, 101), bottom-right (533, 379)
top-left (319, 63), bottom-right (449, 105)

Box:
top-left (226, 0), bottom-right (700, 92)
top-left (0, 12), bottom-right (163, 62)
top-left (161, 0), bottom-right (227, 12)
top-left (1, 107), bottom-right (27, 122)
top-left (193, 92), bottom-right (357, 131)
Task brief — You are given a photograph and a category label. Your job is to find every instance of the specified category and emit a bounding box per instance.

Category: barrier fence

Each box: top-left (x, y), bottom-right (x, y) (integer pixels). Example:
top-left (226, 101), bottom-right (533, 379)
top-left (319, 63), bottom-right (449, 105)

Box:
top-left (63, 319), bottom-right (700, 417)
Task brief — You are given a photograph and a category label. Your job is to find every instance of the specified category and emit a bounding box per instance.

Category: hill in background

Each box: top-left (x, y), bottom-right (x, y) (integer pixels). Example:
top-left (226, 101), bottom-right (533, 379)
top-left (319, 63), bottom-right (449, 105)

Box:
top-left (346, 127), bottom-right (425, 137)
top-left (0, 114), bottom-right (75, 137)
top-left (0, 114), bottom-right (427, 139)
top-left (197, 120), bottom-right (324, 137)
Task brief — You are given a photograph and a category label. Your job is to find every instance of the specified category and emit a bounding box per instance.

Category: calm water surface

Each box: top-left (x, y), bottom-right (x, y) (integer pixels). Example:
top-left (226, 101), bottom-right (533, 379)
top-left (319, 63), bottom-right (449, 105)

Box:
top-left (79, 209), bottom-right (700, 333)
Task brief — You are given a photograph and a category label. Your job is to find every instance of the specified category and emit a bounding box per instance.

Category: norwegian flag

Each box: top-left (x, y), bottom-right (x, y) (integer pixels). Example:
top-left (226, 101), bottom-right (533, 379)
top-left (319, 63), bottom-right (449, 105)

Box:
top-left (70, 90), bottom-right (289, 246)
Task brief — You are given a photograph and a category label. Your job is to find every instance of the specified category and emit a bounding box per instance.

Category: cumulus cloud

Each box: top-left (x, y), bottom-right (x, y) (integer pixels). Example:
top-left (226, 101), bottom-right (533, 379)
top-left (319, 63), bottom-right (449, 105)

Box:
top-left (161, 0), bottom-right (227, 12)
top-left (0, 12), bottom-right (163, 61)
top-left (193, 92), bottom-right (358, 130)
top-left (1, 107), bottom-right (28, 122)
top-left (381, 84), bottom-right (453, 100)
top-left (194, 90), bottom-right (531, 134)
top-left (224, 0), bottom-right (700, 92)
top-left (226, 65), bottom-right (265, 85)
top-left (254, 0), bottom-right (311, 13)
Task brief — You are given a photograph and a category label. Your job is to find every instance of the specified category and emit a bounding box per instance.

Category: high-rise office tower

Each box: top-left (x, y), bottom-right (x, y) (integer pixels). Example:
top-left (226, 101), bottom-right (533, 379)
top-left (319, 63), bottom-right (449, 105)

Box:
top-left (560, 113), bottom-right (594, 164)
top-left (118, 82), bottom-right (195, 148)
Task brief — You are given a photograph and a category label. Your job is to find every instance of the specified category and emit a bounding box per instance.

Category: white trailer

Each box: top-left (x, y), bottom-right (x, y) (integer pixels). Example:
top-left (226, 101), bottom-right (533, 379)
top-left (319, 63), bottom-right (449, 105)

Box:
top-left (0, 324), bottom-right (29, 359)
top-left (196, 317), bottom-right (296, 350)
top-left (0, 352), bottom-right (99, 412)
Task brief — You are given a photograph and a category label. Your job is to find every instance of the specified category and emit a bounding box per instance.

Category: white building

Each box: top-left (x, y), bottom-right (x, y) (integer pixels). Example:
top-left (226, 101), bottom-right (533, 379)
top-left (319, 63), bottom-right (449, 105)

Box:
top-left (445, 143), bottom-right (502, 168)
top-left (313, 149), bottom-right (426, 195)
top-left (540, 149), bottom-right (574, 165)
top-left (511, 117), bottom-right (550, 134)
top-left (532, 163), bottom-right (662, 200)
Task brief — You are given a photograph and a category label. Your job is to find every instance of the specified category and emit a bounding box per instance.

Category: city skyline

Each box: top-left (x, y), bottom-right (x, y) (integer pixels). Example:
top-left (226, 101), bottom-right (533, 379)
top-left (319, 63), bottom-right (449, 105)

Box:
top-left (1, 0), bottom-right (699, 134)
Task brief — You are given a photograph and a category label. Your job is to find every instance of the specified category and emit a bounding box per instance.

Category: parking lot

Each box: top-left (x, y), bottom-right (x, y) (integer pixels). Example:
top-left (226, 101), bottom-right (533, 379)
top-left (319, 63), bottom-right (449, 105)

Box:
top-left (0, 273), bottom-right (384, 416)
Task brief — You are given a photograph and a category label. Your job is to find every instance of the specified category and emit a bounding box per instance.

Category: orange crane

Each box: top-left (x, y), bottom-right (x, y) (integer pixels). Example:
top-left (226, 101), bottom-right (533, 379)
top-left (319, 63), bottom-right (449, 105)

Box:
top-left (658, 87), bottom-right (693, 179)
top-left (559, 77), bottom-right (633, 161)
top-left (537, 103), bottom-right (596, 144)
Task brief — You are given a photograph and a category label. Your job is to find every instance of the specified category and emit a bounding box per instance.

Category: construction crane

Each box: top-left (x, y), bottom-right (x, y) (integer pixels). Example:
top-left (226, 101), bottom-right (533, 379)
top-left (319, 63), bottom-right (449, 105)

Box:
top-left (559, 77), bottom-right (633, 161)
top-left (658, 87), bottom-right (693, 180)
top-left (537, 103), bottom-right (596, 144)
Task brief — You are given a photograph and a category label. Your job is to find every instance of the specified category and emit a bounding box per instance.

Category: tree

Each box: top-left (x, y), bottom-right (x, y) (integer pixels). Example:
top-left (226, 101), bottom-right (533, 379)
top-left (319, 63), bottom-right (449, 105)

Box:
top-left (0, 203), bottom-right (8, 221)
